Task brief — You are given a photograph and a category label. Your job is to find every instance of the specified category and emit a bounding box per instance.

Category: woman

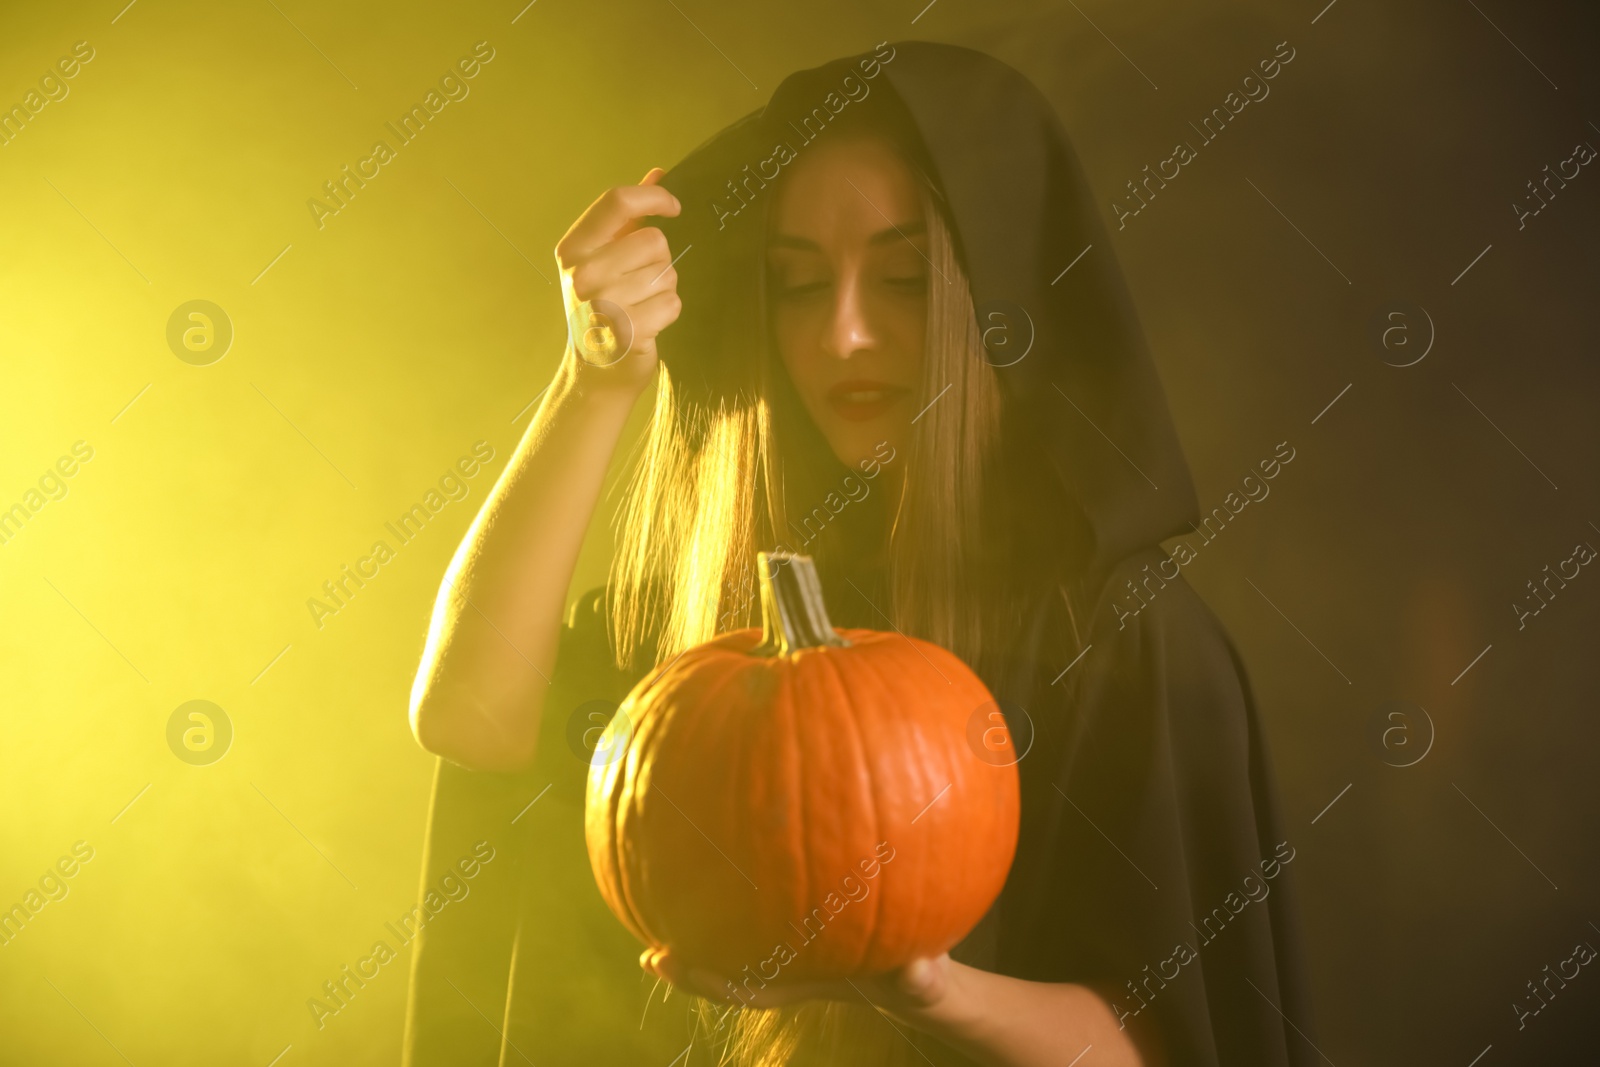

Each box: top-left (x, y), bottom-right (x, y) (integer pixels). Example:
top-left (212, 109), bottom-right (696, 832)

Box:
top-left (402, 40), bottom-right (1315, 1067)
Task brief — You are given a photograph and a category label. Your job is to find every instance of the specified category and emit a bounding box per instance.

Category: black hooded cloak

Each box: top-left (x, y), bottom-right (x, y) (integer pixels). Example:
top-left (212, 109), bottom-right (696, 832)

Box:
top-left (402, 40), bottom-right (1316, 1067)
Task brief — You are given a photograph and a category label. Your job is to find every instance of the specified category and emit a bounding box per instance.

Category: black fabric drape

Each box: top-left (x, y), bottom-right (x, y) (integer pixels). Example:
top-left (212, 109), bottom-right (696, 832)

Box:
top-left (402, 590), bottom-right (715, 1066)
top-left (982, 548), bottom-right (1316, 1065)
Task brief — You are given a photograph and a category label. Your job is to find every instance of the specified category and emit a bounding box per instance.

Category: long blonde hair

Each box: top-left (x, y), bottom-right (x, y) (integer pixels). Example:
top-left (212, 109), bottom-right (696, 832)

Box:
top-left (609, 141), bottom-right (1005, 673)
top-left (698, 994), bottom-right (932, 1067)
top-left (607, 138), bottom-right (1010, 1066)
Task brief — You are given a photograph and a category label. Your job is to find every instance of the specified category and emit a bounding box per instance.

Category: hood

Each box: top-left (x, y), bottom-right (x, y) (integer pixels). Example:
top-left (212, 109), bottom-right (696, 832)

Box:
top-left (655, 39), bottom-right (1199, 593)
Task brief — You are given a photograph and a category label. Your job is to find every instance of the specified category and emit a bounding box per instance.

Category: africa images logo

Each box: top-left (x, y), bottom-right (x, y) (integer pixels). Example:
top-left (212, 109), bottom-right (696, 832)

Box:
top-left (305, 441), bottom-right (495, 629)
top-left (306, 42), bottom-right (496, 230)
top-left (707, 41), bottom-right (897, 231)
top-left (305, 841), bottom-right (495, 1029)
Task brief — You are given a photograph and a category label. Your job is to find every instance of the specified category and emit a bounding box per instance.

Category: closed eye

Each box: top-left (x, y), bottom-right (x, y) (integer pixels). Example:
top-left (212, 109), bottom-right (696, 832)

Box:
top-left (774, 278), bottom-right (829, 298)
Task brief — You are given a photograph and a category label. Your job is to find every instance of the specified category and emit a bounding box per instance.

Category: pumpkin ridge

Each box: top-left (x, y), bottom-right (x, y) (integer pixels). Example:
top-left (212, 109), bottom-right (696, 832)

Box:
top-left (799, 647), bottom-right (845, 972)
top-left (587, 697), bottom-right (647, 946)
top-left (605, 689), bottom-right (660, 947)
top-left (824, 644), bottom-right (886, 974)
top-left (722, 654), bottom-right (778, 970)
top-left (888, 635), bottom-right (989, 959)
top-left (779, 653), bottom-right (809, 974)
top-left (888, 639), bottom-right (942, 961)
top-left (703, 649), bottom-right (780, 965)
top-left (617, 658), bottom-right (751, 957)
top-left (683, 658), bottom-right (764, 948)
top-left (794, 648), bottom-right (840, 975)
top-left (949, 638), bottom-right (1017, 946)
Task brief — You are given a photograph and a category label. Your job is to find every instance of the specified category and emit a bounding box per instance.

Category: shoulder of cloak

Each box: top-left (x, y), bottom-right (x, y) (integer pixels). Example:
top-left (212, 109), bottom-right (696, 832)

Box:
top-left (999, 547), bottom-right (1319, 1067)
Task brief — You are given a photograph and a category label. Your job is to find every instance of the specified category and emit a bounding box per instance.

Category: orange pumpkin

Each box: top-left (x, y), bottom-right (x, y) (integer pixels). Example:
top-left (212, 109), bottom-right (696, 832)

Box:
top-left (585, 551), bottom-right (1020, 988)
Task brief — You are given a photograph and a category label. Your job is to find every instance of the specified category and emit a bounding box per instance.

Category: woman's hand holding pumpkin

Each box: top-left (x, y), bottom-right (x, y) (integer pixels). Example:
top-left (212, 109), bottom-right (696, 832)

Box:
top-left (641, 946), bottom-right (1152, 1066)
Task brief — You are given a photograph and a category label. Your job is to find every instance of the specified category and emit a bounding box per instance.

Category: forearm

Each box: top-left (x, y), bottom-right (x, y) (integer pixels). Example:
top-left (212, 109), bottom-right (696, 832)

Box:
top-left (917, 963), bottom-right (1147, 1067)
top-left (409, 353), bottom-right (641, 771)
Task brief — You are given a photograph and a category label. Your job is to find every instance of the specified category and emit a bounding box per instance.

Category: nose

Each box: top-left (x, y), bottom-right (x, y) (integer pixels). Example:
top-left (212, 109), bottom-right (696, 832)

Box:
top-left (823, 268), bottom-right (876, 359)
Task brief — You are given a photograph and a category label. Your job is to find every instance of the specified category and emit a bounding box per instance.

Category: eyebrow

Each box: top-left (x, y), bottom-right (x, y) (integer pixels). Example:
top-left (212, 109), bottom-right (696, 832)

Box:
top-left (769, 220), bottom-right (927, 251)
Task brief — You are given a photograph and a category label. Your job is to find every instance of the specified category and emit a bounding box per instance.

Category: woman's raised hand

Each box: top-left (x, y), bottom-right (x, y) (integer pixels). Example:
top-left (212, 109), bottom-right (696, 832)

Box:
top-left (554, 167), bottom-right (683, 395)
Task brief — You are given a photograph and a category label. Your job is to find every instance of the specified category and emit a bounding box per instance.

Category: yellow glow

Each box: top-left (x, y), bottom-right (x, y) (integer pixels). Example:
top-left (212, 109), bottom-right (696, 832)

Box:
top-left (0, 1), bottom-right (728, 1061)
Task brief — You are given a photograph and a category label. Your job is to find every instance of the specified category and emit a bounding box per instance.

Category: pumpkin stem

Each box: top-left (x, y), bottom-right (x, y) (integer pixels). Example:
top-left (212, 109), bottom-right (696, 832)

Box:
top-left (749, 551), bottom-right (851, 656)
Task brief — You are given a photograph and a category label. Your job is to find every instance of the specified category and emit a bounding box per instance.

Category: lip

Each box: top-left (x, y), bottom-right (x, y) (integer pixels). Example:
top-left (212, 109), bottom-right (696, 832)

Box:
top-left (825, 379), bottom-right (911, 422)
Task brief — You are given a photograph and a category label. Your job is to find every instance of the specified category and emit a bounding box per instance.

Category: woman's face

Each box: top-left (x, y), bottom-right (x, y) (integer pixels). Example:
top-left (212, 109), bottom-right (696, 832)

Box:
top-left (767, 133), bottom-right (928, 472)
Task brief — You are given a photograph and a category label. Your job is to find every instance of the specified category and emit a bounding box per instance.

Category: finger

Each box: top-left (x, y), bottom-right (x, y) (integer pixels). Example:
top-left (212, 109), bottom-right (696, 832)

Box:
top-left (562, 181), bottom-right (680, 259)
top-left (645, 946), bottom-right (699, 989)
top-left (650, 960), bottom-right (734, 1003)
top-left (624, 286), bottom-right (683, 343)
top-left (678, 968), bottom-right (738, 1002)
top-left (571, 225), bottom-right (673, 286)
top-left (594, 262), bottom-right (678, 313)
top-left (615, 168), bottom-right (677, 240)
top-left (569, 243), bottom-right (679, 315)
